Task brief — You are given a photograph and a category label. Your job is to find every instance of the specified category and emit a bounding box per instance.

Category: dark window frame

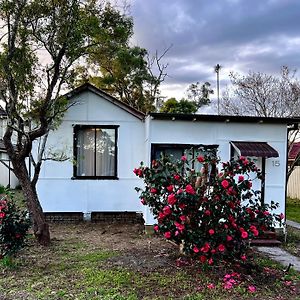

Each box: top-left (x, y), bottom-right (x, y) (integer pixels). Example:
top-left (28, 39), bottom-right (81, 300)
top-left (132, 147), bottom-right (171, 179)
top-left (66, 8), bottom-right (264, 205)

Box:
top-left (73, 124), bottom-right (119, 180)
top-left (151, 143), bottom-right (218, 168)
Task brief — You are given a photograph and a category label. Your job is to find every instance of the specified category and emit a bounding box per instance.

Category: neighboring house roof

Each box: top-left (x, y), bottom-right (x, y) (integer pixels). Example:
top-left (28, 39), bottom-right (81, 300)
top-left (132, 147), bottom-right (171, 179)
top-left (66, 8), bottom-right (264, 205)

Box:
top-left (289, 142), bottom-right (300, 160)
top-left (64, 83), bottom-right (145, 120)
top-left (149, 113), bottom-right (300, 126)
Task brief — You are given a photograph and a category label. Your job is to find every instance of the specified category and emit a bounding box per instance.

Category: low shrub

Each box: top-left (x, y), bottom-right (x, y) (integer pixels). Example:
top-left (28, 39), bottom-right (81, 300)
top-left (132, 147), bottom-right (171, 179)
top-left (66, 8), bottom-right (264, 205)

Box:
top-left (135, 155), bottom-right (283, 264)
top-left (0, 186), bottom-right (30, 258)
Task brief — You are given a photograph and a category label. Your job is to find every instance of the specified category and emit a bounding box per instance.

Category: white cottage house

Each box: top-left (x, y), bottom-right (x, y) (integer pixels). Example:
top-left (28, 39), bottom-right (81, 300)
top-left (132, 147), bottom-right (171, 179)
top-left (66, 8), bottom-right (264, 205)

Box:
top-left (32, 83), bottom-right (300, 225)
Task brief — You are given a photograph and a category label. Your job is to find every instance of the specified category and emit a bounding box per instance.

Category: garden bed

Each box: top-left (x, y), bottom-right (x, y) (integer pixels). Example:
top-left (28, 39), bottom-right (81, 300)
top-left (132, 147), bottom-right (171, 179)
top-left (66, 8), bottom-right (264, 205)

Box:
top-left (1, 223), bottom-right (300, 300)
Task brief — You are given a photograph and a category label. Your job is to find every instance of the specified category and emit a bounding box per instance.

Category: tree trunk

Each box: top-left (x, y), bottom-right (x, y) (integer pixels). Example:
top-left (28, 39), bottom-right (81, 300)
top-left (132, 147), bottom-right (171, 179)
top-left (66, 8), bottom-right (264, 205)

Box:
top-left (12, 160), bottom-right (50, 246)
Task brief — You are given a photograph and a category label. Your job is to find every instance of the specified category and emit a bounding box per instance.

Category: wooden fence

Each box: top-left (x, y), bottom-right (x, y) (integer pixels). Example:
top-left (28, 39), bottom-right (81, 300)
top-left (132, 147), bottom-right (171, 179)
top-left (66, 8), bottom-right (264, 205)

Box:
top-left (287, 166), bottom-right (300, 199)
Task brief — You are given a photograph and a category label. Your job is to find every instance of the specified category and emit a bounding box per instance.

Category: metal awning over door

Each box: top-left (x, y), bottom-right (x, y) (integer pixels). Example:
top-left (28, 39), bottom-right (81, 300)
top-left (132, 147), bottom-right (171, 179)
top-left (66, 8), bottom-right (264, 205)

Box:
top-left (231, 141), bottom-right (279, 158)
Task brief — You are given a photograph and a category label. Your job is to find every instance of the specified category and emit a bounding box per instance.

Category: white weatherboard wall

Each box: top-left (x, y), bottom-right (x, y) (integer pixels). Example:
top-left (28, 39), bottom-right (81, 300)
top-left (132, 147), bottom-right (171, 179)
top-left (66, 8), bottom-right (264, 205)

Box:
top-left (144, 117), bottom-right (287, 224)
top-left (37, 90), bottom-right (145, 215)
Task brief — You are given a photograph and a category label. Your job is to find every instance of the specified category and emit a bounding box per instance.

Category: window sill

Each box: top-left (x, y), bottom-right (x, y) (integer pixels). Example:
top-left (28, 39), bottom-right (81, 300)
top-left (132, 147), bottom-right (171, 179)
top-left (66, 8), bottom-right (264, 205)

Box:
top-left (71, 176), bottom-right (119, 180)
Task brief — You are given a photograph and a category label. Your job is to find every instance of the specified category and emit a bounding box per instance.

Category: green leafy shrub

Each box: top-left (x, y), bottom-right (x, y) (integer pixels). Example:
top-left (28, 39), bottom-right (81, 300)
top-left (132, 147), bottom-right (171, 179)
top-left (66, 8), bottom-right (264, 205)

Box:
top-left (0, 186), bottom-right (30, 258)
top-left (135, 155), bottom-right (283, 264)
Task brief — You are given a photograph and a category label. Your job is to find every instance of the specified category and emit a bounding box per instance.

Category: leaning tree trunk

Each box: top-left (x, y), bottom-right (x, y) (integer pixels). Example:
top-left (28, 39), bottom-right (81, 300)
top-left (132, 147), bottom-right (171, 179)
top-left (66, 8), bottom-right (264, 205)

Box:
top-left (12, 160), bottom-right (50, 246)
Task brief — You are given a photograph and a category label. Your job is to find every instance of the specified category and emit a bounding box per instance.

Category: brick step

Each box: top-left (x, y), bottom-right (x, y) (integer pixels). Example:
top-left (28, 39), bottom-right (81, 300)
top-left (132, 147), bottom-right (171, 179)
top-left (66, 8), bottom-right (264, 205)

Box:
top-left (257, 231), bottom-right (277, 240)
top-left (250, 239), bottom-right (282, 246)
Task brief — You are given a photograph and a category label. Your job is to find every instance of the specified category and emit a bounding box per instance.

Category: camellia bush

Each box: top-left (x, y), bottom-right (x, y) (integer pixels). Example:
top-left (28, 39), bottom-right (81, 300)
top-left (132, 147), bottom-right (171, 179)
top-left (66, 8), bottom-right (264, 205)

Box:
top-left (134, 154), bottom-right (284, 264)
top-left (0, 186), bottom-right (30, 259)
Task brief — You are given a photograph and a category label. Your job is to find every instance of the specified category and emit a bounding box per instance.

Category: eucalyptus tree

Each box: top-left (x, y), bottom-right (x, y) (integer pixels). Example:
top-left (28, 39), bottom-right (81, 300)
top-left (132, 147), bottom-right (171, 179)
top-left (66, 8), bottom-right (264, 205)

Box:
top-left (0, 0), bottom-right (110, 245)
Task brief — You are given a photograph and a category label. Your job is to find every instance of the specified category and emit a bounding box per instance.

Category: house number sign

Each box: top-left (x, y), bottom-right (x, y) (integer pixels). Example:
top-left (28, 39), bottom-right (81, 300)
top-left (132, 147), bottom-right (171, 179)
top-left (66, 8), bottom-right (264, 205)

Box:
top-left (272, 160), bottom-right (280, 167)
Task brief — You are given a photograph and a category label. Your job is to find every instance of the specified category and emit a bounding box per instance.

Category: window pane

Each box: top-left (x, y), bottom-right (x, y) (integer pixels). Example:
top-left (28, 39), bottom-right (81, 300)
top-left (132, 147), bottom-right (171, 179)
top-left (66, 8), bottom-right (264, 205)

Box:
top-left (95, 128), bottom-right (115, 176)
top-left (77, 129), bottom-right (95, 176)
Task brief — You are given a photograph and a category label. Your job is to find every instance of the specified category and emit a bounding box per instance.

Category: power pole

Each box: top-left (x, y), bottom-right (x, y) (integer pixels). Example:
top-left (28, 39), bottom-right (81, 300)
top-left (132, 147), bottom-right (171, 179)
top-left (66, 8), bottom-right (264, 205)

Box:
top-left (215, 64), bottom-right (221, 115)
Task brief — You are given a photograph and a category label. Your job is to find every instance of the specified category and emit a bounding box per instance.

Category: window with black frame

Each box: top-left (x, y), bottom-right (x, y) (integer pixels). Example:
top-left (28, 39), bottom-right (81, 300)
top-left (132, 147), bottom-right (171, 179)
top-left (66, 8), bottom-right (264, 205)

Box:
top-left (73, 125), bottom-right (118, 179)
top-left (151, 144), bottom-right (218, 173)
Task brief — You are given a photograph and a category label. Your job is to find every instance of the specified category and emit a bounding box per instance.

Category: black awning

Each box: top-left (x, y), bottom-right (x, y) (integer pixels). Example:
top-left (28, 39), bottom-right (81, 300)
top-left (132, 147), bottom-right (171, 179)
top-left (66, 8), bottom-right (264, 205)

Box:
top-left (231, 141), bottom-right (279, 158)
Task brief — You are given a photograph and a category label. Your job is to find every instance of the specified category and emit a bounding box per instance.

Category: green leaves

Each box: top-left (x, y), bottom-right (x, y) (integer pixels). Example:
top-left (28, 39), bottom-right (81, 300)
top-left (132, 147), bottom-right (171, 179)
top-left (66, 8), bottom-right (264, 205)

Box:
top-left (134, 155), bottom-right (281, 264)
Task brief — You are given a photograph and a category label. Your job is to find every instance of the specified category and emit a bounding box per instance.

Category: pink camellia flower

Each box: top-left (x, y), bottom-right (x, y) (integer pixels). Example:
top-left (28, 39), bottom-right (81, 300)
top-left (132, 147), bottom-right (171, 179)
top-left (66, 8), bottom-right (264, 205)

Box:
top-left (223, 282), bottom-right (233, 289)
top-left (243, 159), bottom-right (249, 165)
top-left (164, 231), bottom-right (171, 239)
top-left (200, 255), bottom-right (207, 263)
top-left (167, 193), bottom-right (177, 205)
top-left (197, 155), bottom-right (205, 163)
top-left (263, 211), bottom-right (270, 216)
top-left (252, 229), bottom-right (259, 237)
top-left (221, 179), bottom-right (229, 189)
top-left (218, 244), bottom-right (225, 252)
top-left (163, 206), bottom-right (172, 215)
top-left (174, 174), bottom-right (180, 181)
top-left (179, 215), bottom-right (186, 222)
top-left (224, 274), bottom-right (231, 280)
top-left (211, 249), bottom-right (216, 254)
top-left (226, 235), bottom-right (233, 242)
top-left (248, 285), bottom-right (256, 293)
top-left (208, 258), bottom-right (214, 265)
top-left (153, 225), bottom-right (159, 232)
top-left (158, 212), bottom-right (165, 221)
top-left (140, 199), bottom-right (146, 205)
top-left (150, 188), bottom-right (157, 194)
top-left (166, 185), bottom-right (174, 192)
top-left (284, 281), bottom-right (292, 286)
top-left (279, 213), bottom-right (285, 220)
top-left (185, 184), bottom-right (196, 195)
top-left (208, 229), bottom-right (215, 235)
top-left (178, 203), bottom-right (186, 209)
top-left (174, 222), bottom-right (185, 232)
top-left (181, 155), bottom-right (187, 161)
top-left (238, 175), bottom-right (244, 182)
top-left (201, 243), bottom-right (210, 253)
top-left (207, 283), bottom-right (215, 289)
top-left (241, 255), bottom-right (247, 261)
top-left (204, 210), bottom-right (211, 216)
top-left (193, 246), bottom-right (200, 253)
top-left (177, 188), bottom-right (183, 194)
top-left (0, 212), bottom-right (5, 218)
top-left (247, 181), bottom-right (252, 188)
top-left (241, 231), bottom-right (248, 239)
top-left (133, 168), bottom-right (143, 177)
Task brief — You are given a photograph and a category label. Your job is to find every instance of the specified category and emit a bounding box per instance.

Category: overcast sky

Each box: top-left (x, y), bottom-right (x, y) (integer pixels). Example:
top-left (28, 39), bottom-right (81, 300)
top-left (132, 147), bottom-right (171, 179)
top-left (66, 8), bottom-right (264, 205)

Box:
top-left (130, 0), bottom-right (300, 104)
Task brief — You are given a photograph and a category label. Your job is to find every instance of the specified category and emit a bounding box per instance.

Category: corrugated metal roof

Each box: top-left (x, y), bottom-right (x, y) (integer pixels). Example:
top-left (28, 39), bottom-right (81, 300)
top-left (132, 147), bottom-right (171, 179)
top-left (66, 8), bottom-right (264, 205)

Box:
top-left (231, 141), bottom-right (279, 158)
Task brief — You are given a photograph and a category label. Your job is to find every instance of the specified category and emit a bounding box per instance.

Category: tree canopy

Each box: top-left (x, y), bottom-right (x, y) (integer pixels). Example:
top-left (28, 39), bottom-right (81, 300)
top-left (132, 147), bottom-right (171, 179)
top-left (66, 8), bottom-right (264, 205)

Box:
top-left (159, 81), bottom-right (213, 114)
top-left (160, 98), bottom-right (198, 114)
top-left (0, 0), bottom-right (125, 245)
top-left (77, 5), bottom-right (168, 113)
top-left (220, 66), bottom-right (300, 117)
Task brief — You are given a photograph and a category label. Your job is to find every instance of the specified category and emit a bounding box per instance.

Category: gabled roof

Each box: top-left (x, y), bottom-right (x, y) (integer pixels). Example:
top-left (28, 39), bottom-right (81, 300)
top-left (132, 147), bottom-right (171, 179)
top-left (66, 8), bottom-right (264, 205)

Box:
top-left (64, 83), bottom-right (145, 120)
top-left (289, 142), bottom-right (300, 160)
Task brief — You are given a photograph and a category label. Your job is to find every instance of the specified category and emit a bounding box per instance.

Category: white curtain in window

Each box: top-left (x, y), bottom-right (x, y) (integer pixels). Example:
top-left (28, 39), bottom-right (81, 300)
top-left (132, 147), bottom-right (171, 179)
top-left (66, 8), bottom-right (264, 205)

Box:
top-left (96, 128), bottom-right (115, 176)
top-left (77, 129), bottom-right (95, 176)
